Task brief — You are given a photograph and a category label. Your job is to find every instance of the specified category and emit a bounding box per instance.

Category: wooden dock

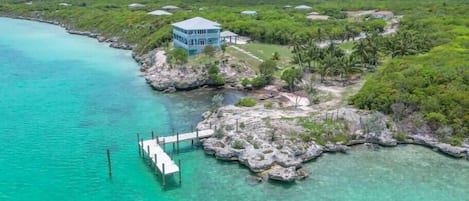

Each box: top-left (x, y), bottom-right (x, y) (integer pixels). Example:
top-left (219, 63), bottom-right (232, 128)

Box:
top-left (138, 129), bottom-right (214, 187)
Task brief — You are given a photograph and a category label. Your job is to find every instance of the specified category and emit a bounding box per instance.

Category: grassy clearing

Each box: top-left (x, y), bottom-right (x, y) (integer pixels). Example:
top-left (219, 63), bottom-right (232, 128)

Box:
top-left (339, 41), bottom-right (355, 51)
top-left (236, 43), bottom-right (292, 66)
top-left (226, 46), bottom-right (262, 70)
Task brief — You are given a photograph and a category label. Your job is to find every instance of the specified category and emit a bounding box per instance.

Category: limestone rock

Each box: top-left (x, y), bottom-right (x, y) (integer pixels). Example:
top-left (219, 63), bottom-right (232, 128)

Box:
top-left (325, 143), bottom-right (350, 153)
top-left (268, 167), bottom-right (297, 182)
top-left (300, 144), bottom-right (323, 162)
top-left (239, 151), bottom-right (275, 172)
top-left (434, 143), bottom-right (467, 158)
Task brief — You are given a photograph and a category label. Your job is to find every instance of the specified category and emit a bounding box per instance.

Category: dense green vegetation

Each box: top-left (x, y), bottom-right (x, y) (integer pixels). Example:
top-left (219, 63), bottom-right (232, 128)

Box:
top-left (350, 7), bottom-right (469, 141)
top-left (0, 0), bottom-right (391, 53)
top-left (1, 0), bottom-right (468, 142)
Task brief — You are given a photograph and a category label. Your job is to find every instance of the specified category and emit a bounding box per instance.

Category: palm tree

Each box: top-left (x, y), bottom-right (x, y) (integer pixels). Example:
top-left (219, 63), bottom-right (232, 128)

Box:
top-left (289, 34), bottom-right (305, 72)
top-left (318, 53), bottom-right (337, 83)
top-left (338, 55), bottom-right (361, 86)
top-left (352, 39), bottom-right (369, 69)
top-left (303, 38), bottom-right (320, 72)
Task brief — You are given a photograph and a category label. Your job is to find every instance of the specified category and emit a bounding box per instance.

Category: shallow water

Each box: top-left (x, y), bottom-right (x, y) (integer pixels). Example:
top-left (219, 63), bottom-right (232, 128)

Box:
top-left (0, 18), bottom-right (468, 201)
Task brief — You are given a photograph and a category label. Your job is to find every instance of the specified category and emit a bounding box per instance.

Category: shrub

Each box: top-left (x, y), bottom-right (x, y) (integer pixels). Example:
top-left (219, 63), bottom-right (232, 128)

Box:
top-left (231, 140), bottom-right (245, 149)
top-left (264, 102), bottom-right (273, 109)
top-left (239, 122), bottom-right (245, 129)
top-left (209, 74), bottom-right (225, 85)
top-left (299, 133), bottom-right (313, 142)
top-left (251, 76), bottom-right (270, 89)
top-left (241, 78), bottom-right (251, 87)
top-left (235, 98), bottom-right (257, 107)
top-left (312, 97), bottom-right (320, 104)
top-left (393, 132), bottom-right (408, 141)
top-left (208, 64), bottom-right (220, 75)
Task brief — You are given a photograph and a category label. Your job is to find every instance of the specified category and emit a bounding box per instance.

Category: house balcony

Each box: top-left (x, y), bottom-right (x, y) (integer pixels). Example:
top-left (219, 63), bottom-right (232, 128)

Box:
top-left (173, 29), bottom-right (220, 39)
top-left (174, 39), bottom-right (220, 50)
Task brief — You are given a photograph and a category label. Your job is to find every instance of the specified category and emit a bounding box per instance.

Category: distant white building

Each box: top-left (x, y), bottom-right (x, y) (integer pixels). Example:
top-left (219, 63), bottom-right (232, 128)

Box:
top-left (295, 5), bottom-right (312, 10)
top-left (307, 12), bottom-right (330, 20)
top-left (128, 3), bottom-right (145, 9)
top-left (58, 3), bottom-right (72, 7)
top-left (241, 11), bottom-right (257, 16)
top-left (162, 5), bottom-right (179, 10)
top-left (371, 11), bottom-right (394, 20)
top-left (148, 10), bottom-right (173, 16)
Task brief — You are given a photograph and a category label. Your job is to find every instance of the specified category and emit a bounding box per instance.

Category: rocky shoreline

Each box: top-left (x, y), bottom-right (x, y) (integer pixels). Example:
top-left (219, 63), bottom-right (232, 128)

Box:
top-left (1, 15), bottom-right (135, 50)
top-left (4, 15), bottom-right (467, 183)
top-left (196, 102), bottom-right (469, 182)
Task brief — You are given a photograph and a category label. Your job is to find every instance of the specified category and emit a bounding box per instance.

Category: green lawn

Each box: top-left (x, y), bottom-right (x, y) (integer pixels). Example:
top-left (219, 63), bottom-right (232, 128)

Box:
top-left (339, 41), bottom-right (355, 52)
top-left (226, 46), bottom-right (262, 70)
top-left (236, 43), bottom-right (292, 66)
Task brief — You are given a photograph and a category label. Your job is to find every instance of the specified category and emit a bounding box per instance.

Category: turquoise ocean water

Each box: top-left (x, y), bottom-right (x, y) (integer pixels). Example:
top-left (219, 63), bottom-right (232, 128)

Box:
top-left (0, 18), bottom-right (468, 201)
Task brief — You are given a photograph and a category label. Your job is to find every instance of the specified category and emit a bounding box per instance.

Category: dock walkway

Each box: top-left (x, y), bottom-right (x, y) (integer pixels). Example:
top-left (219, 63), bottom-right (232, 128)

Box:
top-left (138, 129), bottom-right (214, 187)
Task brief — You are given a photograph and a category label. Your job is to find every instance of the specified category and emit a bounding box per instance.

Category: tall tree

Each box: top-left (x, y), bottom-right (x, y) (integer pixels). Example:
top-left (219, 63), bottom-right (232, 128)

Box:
top-left (281, 67), bottom-right (303, 92)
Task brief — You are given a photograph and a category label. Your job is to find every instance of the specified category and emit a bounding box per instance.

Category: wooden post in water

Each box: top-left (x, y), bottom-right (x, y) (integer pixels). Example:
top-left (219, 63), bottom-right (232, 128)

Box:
top-left (178, 160), bottom-right (182, 186)
top-left (176, 132), bottom-right (180, 153)
top-left (162, 138), bottom-right (166, 152)
top-left (162, 163), bottom-right (166, 188)
top-left (172, 143), bottom-right (175, 153)
top-left (151, 131), bottom-right (154, 140)
top-left (147, 145), bottom-right (150, 161)
top-left (107, 149), bottom-right (112, 177)
top-left (196, 129), bottom-right (199, 144)
top-left (137, 133), bottom-right (141, 157)
top-left (141, 139), bottom-right (144, 159)
top-left (154, 154), bottom-right (158, 175)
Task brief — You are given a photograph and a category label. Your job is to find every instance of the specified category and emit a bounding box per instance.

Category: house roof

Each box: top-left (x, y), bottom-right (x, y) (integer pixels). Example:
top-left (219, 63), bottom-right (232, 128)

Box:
top-left (241, 11), bottom-right (257, 15)
top-left (284, 5), bottom-right (292, 8)
top-left (374, 10), bottom-right (393, 15)
top-left (128, 3), bottom-right (145, 8)
top-left (58, 3), bottom-right (72, 6)
top-left (172, 17), bottom-right (220, 30)
top-left (148, 10), bottom-right (172, 16)
top-left (308, 12), bottom-right (320, 15)
top-left (162, 5), bottom-right (179, 10)
top-left (220, 31), bottom-right (238, 37)
top-left (295, 5), bottom-right (312, 9)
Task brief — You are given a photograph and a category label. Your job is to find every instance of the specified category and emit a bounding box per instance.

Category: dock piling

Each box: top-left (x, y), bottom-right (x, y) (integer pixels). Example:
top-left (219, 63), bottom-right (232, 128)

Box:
top-left (107, 149), bottom-right (112, 177)
top-left (152, 131), bottom-right (154, 140)
top-left (154, 154), bottom-right (158, 175)
top-left (176, 132), bottom-right (180, 153)
top-left (137, 133), bottom-right (141, 157)
top-left (141, 138), bottom-right (144, 159)
top-left (162, 163), bottom-right (166, 188)
top-left (178, 160), bottom-right (181, 186)
top-left (147, 145), bottom-right (150, 161)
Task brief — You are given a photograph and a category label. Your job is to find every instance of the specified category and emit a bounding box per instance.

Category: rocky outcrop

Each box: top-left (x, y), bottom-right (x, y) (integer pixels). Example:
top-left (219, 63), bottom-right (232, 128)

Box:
top-left (268, 167), bottom-right (297, 182)
top-left (324, 143), bottom-right (350, 153)
top-left (267, 166), bottom-right (309, 182)
top-left (409, 135), bottom-right (467, 158)
top-left (299, 144), bottom-right (324, 162)
top-left (199, 104), bottom-right (469, 183)
top-left (141, 50), bottom-right (211, 91)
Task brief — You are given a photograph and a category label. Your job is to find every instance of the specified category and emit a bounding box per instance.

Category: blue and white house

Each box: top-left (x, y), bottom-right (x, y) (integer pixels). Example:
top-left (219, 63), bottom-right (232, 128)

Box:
top-left (172, 17), bottom-right (221, 55)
